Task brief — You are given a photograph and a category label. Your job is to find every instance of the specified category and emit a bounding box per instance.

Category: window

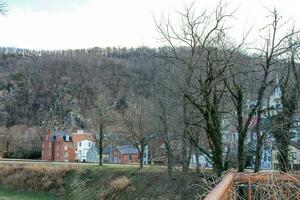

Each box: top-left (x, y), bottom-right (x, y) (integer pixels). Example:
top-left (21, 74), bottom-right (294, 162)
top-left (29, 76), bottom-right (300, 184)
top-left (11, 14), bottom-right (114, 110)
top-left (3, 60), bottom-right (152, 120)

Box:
top-left (79, 142), bottom-right (81, 147)
top-left (129, 155), bottom-right (132, 161)
top-left (88, 142), bottom-right (91, 147)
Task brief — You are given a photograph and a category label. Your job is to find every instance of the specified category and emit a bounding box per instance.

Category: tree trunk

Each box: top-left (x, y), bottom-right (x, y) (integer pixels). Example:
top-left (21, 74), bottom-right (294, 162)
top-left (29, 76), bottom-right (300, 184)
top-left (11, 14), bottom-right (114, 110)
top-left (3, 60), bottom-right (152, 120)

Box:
top-left (139, 143), bottom-right (145, 169)
top-left (182, 97), bottom-right (190, 173)
top-left (194, 147), bottom-right (200, 174)
top-left (272, 95), bottom-right (295, 172)
top-left (160, 98), bottom-right (174, 176)
top-left (205, 94), bottom-right (224, 176)
top-left (254, 107), bottom-right (263, 173)
top-left (166, 144), bottom-right (173, 175)
top-left (98, 125), bottom-right (104, 166)
top-left (276, 144), bottom-right (289, 172)
top-left (182, 138), bottom-right (189, 172)
top-left (237, 131), bottom-right (246, 172)
top-left (163, 131), bottom-right (173, 175)
top-left (236, 89), bottom-right (247, 172)
top-left (254, 133), bottom-right (263, 172)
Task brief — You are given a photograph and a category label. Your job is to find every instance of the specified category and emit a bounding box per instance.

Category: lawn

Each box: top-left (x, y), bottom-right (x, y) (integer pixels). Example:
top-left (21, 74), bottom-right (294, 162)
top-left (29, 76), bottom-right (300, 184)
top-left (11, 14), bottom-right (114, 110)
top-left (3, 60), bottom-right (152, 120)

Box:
top-left (0, 187), bottom-right (56, 200)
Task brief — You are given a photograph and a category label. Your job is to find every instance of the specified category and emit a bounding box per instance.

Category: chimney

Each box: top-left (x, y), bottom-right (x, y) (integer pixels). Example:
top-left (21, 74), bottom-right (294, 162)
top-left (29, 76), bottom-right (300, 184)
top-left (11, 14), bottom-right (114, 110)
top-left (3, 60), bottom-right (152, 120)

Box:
top-left (47, 128), bottom-right (51, 136)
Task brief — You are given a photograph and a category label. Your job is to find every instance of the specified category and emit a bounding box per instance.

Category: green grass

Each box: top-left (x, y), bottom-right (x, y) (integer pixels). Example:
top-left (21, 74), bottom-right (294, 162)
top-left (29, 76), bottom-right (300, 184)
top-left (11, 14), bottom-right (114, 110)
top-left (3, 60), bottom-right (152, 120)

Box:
top-left (0, 187), bottom-right (56, 200)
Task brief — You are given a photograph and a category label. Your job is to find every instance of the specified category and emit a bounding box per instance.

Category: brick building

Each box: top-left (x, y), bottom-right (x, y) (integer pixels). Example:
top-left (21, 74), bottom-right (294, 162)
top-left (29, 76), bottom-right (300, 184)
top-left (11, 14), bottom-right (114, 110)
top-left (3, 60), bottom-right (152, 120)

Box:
top-left (41, 129), bottom-right (75, 162)
top-left (86, 144), bottom-right (149, 165)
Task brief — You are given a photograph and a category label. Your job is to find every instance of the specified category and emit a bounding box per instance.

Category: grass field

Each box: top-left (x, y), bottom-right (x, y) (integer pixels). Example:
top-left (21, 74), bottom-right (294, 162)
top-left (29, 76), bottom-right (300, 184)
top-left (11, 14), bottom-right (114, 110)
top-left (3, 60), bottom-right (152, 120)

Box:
top-left (0, 162), bottom-right (212, 200)
top-left (0, 187), bottom-right (56, 200)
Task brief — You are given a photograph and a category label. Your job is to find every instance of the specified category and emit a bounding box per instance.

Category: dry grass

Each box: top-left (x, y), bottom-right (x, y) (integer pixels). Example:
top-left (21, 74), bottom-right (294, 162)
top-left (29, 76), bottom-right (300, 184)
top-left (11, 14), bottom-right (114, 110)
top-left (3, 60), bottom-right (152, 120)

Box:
top-left (0, 163), bottom-right (208, 200)
top-left (0, 164), bottom-right (73, 194)
top-left (109, 176), bottom-right (131, 192)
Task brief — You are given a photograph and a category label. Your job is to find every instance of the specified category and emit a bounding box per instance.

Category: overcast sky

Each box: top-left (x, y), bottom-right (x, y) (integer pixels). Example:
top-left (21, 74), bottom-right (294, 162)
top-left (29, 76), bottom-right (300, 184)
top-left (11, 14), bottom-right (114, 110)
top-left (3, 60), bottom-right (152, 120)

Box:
top-left (0, 0), bottom-right (299, 50)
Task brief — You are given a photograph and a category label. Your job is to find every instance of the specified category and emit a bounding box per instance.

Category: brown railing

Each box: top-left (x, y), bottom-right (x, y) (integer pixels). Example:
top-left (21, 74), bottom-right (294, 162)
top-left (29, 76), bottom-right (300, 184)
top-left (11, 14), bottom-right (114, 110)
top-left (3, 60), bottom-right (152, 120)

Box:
top-left (205, 172), bottom-right (300, 200)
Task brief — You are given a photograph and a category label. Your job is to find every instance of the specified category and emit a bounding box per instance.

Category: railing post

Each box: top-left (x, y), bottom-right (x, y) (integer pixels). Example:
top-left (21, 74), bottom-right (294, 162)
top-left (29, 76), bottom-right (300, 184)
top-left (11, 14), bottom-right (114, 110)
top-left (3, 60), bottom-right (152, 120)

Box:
top-left (247, 185), bottom-right (252, 200)
top-left (205, 173), bottom-right (236, 200)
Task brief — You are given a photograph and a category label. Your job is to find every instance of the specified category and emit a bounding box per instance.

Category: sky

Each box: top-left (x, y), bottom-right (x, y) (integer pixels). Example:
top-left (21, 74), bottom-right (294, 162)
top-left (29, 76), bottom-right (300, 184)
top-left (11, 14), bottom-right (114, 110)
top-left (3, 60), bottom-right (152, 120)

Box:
top-left (0, 0), bottom-right (299, 50)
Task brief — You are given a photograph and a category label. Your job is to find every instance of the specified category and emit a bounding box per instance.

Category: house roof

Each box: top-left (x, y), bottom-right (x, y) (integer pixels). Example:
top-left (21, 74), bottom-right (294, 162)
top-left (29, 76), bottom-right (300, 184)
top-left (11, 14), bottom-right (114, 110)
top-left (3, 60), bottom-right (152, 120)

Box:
top-left (72, 133), bottom-right (95, 143)
top-left (51, 130), bottom-right (68, 137)
top-left (103, 146), bottom-right (112, 154)
top-left (88, 145), bottom-right (112, 154)
top-left (63, 142), bottom-right (75, 149)
top-left (117, 145), bottom-right (138, 154)
top-left (50, 130), bottom-right (71, 141)
top-left (291, 142), bottom-right (300, 150)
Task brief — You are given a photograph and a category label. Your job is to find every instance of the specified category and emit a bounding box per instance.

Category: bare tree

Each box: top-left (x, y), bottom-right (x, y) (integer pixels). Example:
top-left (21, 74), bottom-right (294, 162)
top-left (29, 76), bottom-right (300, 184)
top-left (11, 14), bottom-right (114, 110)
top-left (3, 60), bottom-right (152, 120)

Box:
top-left (152, 70), bottom-right (177, 175)
top-left (271, 32), bottom-right (300, 172)
top-left (122, 97), bottom-right (153, 169)
top-left (252, 9), bottom-right (298, 172)
top-left (90, 85), bottom-right (114, 166)
top-left (0, 1), bottom-right (7, 15)
top-left (156, 2), bottom-right (240, 175)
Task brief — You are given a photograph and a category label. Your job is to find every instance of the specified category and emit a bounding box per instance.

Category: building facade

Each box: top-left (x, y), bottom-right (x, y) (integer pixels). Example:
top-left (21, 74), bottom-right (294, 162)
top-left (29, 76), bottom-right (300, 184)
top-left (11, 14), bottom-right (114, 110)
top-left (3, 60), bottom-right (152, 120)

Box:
top-left (41, 129), bottom-right (75, 162)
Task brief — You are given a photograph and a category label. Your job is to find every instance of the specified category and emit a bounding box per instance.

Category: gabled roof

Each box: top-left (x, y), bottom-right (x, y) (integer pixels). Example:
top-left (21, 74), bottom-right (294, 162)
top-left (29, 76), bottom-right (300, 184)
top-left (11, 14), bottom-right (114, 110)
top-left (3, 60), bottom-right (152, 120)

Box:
top-left (117, 145), bottom-right (138, 154)
top-left (72, 133), bottom-right (95, 143)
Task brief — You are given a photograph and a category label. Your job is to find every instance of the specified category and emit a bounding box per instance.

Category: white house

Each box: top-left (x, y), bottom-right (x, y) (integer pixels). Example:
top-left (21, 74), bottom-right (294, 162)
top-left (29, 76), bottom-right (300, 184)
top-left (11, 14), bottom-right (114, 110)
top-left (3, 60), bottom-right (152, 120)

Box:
top-left (72, 130), bottom-right (96, 162)
top-left (190, 154), bottom-right (212, 168)
top-left (75, 139), bottom-right (95, 162)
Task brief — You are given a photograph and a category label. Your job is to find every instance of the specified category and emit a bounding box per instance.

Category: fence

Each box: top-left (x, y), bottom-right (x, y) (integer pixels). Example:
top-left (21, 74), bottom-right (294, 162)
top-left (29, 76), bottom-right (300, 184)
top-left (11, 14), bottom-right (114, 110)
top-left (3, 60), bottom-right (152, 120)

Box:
top-left (205, 172), bottom-right (300, 200)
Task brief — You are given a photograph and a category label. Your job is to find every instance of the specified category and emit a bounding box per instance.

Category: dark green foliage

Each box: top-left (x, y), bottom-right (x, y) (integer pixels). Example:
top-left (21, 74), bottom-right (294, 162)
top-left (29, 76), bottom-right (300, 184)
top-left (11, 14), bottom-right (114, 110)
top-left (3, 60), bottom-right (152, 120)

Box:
top-left (3, 148), bottom-right (41, 159)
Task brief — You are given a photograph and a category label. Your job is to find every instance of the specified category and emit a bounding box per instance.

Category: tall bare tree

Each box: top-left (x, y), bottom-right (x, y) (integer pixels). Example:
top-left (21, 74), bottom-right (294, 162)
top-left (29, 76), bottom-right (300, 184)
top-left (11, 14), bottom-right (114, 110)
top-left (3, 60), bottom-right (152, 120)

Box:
top-left (156, 2), bottom-right (240, 175)
top-left (271, 33), bottom-right (300, 172)
top-left (90, 85), bottom-right (114, 166)
top-left (122, 97), bottom-right (153, 169)
top-left (252, 9), bottom-right (298, 172)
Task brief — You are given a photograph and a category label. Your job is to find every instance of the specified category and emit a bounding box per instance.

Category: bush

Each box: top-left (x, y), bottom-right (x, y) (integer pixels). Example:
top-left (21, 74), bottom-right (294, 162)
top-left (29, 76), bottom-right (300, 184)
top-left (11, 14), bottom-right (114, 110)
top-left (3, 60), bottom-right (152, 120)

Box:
top-left (3, 148), bottom-right (41, 159)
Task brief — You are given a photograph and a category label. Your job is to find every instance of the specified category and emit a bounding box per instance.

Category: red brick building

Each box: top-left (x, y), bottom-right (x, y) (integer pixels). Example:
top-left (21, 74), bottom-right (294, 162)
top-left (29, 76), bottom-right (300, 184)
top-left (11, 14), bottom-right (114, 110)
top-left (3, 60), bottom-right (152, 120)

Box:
top-left (42, 129), bottom-right (149, 165)
top-left (86, 145), bottom-right (148, 164)
top-left (113, 145), bottom-right (140, 164)
top-left (41, 129), bottom-right (75, 162)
